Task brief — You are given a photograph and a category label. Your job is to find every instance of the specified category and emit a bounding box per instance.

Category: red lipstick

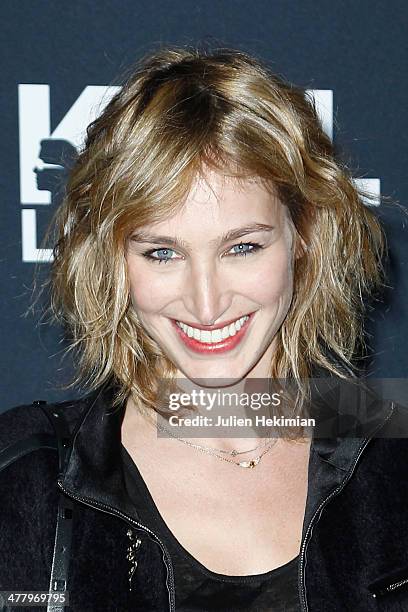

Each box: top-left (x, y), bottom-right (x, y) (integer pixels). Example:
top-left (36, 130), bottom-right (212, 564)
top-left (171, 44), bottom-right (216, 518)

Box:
top-left (171, 313), bottom-right (253, 354)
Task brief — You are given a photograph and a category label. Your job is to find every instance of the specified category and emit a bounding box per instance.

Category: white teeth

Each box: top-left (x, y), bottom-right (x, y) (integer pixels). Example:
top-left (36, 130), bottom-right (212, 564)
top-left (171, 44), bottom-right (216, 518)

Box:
top-left (228, 323), bottom-right (236, 337)
top-left (211, 329), bottom-right (222, 343)
top-left (201, 330), bottom-right (211, 343)
top-left (176, 315), bottom-right (249, 344)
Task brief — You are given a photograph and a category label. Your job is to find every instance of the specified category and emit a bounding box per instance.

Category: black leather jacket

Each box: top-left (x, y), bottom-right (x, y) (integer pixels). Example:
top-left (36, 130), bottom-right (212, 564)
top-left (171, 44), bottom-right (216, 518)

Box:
top-left (1, 382), bottom-right (408, 611)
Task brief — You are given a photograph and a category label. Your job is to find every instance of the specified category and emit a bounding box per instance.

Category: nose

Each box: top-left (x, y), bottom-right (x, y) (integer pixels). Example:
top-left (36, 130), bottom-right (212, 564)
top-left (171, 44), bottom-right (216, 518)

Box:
top-left (182, 259), bottom-right (232, 326)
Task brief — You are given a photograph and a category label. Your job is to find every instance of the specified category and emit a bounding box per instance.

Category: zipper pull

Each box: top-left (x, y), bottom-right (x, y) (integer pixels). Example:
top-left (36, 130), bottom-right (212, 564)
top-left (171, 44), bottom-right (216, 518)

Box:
top-left (126, 528), bottom-right (142, 591)
top-left (368, 567), bottom-right (408, 599)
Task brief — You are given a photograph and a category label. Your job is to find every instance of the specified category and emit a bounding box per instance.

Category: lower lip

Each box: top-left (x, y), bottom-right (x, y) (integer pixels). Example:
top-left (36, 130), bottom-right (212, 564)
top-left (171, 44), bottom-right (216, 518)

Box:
top-left (171, 314), bottom-right (254, 354)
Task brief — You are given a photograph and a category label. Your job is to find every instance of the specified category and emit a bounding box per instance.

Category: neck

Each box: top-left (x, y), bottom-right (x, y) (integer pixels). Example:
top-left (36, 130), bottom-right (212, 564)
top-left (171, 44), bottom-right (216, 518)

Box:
top-left (126, 378), bottom-right (292, 455)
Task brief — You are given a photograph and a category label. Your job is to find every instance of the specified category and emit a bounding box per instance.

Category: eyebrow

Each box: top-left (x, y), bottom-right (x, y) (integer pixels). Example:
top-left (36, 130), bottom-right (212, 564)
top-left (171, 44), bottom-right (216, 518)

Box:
top-left (130, 223), bottom-right (275, 249)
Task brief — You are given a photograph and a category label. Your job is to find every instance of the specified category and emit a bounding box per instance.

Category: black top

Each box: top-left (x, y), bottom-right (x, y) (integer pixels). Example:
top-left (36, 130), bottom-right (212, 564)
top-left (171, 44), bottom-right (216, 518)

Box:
top-left (121, 445), bottom-right (301, 611)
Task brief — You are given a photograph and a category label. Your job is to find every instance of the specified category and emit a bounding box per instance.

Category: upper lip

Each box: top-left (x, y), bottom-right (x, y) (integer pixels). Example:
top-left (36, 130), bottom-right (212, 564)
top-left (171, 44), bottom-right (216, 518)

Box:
top-left (173, 313), bottom-right (252, 331)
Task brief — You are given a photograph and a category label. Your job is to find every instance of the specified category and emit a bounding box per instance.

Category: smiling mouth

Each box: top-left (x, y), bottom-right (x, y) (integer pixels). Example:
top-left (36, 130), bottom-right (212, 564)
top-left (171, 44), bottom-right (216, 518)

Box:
top-left (176, 315), bottom-right (249, 343)
top-left (171, 313), bottom-right (254, 353)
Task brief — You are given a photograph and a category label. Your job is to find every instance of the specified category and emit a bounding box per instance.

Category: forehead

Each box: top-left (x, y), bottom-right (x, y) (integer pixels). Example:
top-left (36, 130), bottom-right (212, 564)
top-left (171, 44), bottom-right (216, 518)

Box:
top-left (158, 168), bottom-right (285, 231)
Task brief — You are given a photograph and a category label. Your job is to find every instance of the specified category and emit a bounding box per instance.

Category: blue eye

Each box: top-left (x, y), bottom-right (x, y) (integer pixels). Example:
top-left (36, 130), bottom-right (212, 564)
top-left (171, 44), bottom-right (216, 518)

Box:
top-left (229, 242), bottom-right (261, 257)
top-left (143, 248), bottom-right (175, 263)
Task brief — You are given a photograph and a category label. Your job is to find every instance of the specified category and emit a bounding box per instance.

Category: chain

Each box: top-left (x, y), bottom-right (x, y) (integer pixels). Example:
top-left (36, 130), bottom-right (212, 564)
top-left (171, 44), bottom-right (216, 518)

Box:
top-left (154, 417), bottom-right (278, 469)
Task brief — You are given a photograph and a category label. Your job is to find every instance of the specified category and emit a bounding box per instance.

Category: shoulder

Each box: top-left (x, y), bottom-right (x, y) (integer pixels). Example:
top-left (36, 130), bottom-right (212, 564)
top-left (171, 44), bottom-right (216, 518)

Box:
top-left (0, 396), bottom-right (90, 457)
top-left (349, 400), bottom-right (408, 493)
top-left (381, 399), bottom-right (408, 436)
top-left (367, 399), bottom-right (408, 463)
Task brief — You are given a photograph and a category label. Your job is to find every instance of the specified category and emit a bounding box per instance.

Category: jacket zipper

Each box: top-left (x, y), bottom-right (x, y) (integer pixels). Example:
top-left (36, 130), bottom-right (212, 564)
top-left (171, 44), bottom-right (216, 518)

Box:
top-left (57, 481), bottom-right (176, 612)
top-left (299, 401), bottom-right (395, 611)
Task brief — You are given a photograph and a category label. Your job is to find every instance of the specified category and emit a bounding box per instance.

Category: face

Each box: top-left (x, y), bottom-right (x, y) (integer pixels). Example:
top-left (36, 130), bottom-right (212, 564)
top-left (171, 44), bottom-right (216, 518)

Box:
top-left (126, 168), bottom-right (302, 385)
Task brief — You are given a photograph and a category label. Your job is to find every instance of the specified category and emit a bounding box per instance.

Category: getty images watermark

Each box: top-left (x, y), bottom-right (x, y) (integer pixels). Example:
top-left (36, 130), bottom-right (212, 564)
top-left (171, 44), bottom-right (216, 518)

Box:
top-left (154, 379), bottom-right (319, 438)
top-left (154, 378), bottom-right (408, 439)
top-left (165, 388), bottom-right (315, 429)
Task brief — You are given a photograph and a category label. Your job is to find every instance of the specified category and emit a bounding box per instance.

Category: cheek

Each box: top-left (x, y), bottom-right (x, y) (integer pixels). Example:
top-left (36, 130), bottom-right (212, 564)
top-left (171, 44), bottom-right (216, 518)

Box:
top-left (245, 248), bottom-right (294, 305)
top-left (127, 265), bottom-right (163, 312)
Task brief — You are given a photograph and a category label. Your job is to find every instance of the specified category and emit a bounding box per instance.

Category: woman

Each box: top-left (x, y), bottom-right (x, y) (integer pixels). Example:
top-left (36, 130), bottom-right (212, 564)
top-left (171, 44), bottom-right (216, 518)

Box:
top-left (1, 46), bottom-right (407, 612)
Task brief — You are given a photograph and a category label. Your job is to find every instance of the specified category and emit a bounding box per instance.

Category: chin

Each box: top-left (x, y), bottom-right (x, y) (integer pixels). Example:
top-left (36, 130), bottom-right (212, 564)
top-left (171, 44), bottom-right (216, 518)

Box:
top-left (179, 363), bottom-right (249, 387)
top-left (184, 376), bottom-right (244, 389)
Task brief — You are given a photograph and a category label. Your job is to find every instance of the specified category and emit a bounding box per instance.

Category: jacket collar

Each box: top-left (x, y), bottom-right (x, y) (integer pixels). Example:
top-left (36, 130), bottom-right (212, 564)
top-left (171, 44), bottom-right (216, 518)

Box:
top-left (60, 384), bottom-right (140, 521)
top-left (59, 378), bottom-right (395, 535)
top-left (302, 376), bottom-right (395, 530)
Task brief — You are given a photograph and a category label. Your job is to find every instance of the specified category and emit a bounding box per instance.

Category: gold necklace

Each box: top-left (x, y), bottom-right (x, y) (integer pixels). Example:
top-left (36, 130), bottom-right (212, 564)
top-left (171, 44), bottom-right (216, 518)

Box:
top-left (154, 417), bottom-right (278, 469)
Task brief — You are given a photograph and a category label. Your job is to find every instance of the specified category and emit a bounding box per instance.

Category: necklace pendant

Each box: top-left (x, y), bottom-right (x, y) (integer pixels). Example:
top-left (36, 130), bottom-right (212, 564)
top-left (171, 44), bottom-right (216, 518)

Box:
top-left (238, 457), bottom-right (260, 468)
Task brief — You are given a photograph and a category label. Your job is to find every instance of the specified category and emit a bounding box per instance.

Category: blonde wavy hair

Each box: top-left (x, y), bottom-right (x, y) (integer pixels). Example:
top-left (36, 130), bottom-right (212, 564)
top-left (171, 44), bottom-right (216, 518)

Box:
top-left (49, 45), bottom-right (386, 412)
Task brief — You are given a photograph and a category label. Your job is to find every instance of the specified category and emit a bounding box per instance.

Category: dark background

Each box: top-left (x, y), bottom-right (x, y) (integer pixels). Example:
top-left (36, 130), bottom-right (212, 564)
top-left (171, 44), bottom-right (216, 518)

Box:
top-left (1, 1), bottom-right (407, 411)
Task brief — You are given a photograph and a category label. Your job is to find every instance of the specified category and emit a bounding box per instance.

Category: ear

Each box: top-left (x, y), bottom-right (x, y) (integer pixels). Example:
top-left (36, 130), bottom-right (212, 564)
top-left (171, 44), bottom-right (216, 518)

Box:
top-left (294, 234), bottom-right (308, 260)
